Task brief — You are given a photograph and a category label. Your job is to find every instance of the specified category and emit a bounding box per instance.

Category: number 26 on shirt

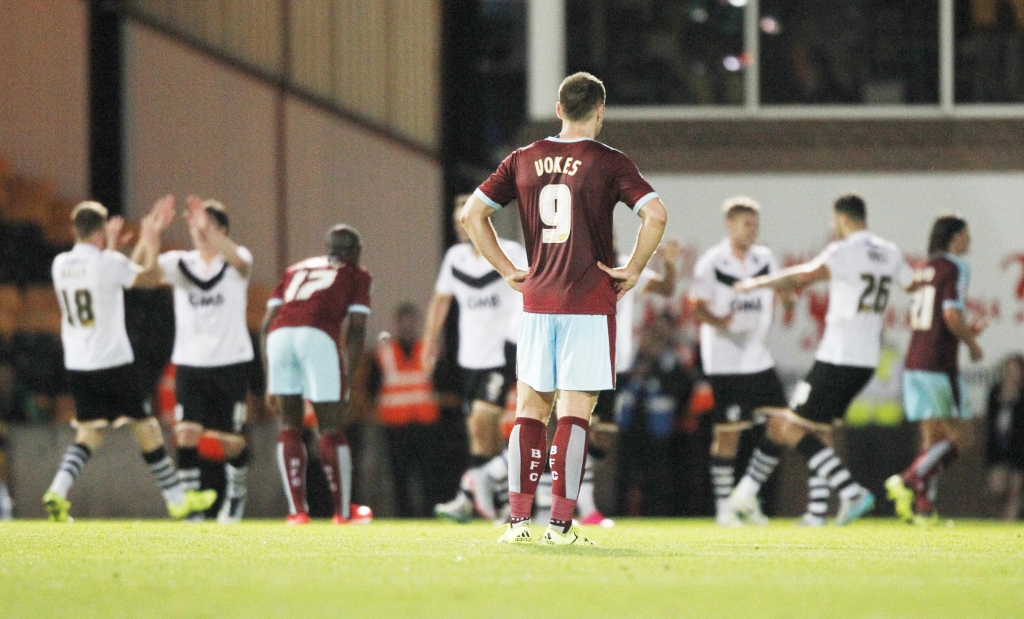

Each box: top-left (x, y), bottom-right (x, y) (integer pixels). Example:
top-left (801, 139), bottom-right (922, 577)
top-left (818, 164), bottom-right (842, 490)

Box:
top-left (539, 184), bottom-right (571, 244)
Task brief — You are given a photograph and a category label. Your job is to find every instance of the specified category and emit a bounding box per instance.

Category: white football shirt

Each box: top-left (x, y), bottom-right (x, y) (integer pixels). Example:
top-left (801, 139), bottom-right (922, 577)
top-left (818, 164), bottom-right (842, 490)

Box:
top-left (614, 253), bottom-right (656, 373)
top-left (52, 243), bottom-right (140, 371)
top-left (435, 240), bottom-right (527, 369)
top-left (158, 248), bottom-right (255, 367)
top-left (815, 230), bottom-right (914, 368)
top-left (690, 240), bottom-right (778, 375)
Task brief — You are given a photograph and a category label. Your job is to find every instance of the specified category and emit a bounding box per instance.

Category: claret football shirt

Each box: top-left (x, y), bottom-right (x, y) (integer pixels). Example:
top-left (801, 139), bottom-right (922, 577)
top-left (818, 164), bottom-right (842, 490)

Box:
top-left (267, 256), bottom-right (372, 339)
top-left (475, 137), bottom-right (658, 316)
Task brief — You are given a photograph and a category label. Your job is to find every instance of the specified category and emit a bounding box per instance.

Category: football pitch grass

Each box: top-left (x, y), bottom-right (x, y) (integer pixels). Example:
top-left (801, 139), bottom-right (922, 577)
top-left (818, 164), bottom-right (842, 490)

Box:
top-left (1, 519), bottom-right (1022, 619)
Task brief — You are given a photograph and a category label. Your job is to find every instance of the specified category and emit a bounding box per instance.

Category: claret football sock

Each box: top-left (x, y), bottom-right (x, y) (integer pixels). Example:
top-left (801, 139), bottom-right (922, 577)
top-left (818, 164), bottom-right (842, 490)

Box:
top-left (49, 443), bottom-right (92, 499)
top-left (508, 417), bottom-right (547, 525)
top-left (902, 440), bottom-right (959, 486)
top-left (277, 428), bottom-right (308, 516)
top-left (796, 435), bottom-right (863, 502)
top-left (319, 431), bottom-right (352, 520)
top-left (142, 446), bottom-right (186, 507)
top-left (549, 416), bottom-right (589, 534)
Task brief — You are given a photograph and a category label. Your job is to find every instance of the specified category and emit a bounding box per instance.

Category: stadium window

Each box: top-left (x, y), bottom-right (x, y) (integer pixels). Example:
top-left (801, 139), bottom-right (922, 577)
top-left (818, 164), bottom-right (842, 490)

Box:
top-left (564, 0), bottom-right (747, 106)
top-left (758, 0), bottom-right (940, 105)
top-left (955, 0), bottom-right (1024, 102)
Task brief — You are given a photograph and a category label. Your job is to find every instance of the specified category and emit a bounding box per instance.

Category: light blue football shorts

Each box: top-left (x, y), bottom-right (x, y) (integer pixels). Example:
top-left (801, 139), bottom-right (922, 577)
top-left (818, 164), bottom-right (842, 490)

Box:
top-left (517, 312), bottom-right (615, 393)
top-left (903, 370), bottom-right (968, 422)
top-left (266, 326), bottom-right (342, 402)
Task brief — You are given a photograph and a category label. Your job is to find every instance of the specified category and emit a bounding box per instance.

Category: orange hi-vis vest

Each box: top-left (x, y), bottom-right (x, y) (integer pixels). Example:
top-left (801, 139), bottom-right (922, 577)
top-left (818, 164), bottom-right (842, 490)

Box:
top-left (376, 338), bottom-right (440, 427)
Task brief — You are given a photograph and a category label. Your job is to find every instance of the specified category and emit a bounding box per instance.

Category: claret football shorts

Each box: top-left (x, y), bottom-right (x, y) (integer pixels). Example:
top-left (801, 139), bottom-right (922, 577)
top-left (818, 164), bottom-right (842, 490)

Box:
top-left (517, 312), bottom-right (615, 393)
top-left (266, 326), bottom-right (342, 402)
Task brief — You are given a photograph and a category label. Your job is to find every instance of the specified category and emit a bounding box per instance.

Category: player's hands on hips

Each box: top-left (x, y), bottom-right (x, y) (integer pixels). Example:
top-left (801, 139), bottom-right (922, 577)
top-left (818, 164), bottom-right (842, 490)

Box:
top-left (504, 268), bottom-right (529, 293)
top-left (598, 262), bottom-right (640, 300)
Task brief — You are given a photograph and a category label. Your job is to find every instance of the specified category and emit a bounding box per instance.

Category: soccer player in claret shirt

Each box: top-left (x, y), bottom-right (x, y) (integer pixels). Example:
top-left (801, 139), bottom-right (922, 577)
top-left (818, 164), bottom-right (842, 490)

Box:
top-left (886, 214), bottom-right (985, 524)
top-left (44, 197), bottom-right (217, 522)
top-left (461, 72), bottom-right (668, 545)
top-left (729, 194), bottom-right (916, 526)
top-left (261, 225), bottom-right (373, 525)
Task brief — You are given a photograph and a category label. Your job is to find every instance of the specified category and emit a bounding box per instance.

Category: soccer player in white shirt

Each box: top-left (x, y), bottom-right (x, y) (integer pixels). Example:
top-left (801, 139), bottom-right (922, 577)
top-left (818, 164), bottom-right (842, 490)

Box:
top-left (425, 195), bottom-right (527, 522)
top-left (689, 197), bottom-right (792, 526)
top-left (729, 194), bottom-right (916, 526)
top-left (43, 197), bottom-right (216, 522)
top-left (141, 196), bottom-right (255, 523)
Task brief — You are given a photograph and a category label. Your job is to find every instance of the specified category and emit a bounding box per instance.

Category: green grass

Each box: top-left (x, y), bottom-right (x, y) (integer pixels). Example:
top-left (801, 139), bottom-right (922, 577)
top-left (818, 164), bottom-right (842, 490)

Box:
top-left (1, 519), bottom-right (1023, 619)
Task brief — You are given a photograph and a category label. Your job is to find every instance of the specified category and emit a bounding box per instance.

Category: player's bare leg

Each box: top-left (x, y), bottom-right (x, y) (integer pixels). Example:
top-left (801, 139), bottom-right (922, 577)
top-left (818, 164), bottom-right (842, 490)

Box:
top-left (732, 409), bottom-right (874, 526)
top-left (710, 423), bottom-right (748, 526)
top-left (313, 400), bottom-right (368, 524)
top-left (275, 394), bottom-right (310, 524)
top-left (498, 381), bottom-right (553, 543)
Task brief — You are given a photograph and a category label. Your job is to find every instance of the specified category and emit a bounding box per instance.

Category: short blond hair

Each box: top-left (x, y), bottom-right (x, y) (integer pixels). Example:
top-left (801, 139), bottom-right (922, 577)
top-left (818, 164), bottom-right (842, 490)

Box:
top-left (722, 195), bottom-right (761, 218)
top-left (70, 201), bottom-right (108, 239)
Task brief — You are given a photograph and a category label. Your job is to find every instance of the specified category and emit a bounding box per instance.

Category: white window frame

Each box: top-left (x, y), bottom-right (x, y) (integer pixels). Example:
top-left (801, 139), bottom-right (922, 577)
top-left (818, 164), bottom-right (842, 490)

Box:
top-left (528, 0), bottom-right (1024, 121)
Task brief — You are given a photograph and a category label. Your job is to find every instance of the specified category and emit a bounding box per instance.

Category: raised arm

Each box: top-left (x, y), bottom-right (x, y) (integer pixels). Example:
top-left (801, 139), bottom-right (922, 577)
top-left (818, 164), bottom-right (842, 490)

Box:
top-left (128, 194), bottom-right (176, 289)
top-left (185, 196), bottom-right (250, 277)
top-left (460, 194), bottom-right (528, 291)
top-left (734, 259), bottom-right (830, 293)
top-left (598, 198), bottom-right (668, 299)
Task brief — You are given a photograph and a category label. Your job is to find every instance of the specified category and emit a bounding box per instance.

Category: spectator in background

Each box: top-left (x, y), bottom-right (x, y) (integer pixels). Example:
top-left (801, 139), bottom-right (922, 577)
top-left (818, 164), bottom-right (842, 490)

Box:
top-left (367, 303), bottom-right (445, 517)
top-left (615, 314), bottom-right (694, 516)
top-left (985, 354), bottom-right (1024, 520)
